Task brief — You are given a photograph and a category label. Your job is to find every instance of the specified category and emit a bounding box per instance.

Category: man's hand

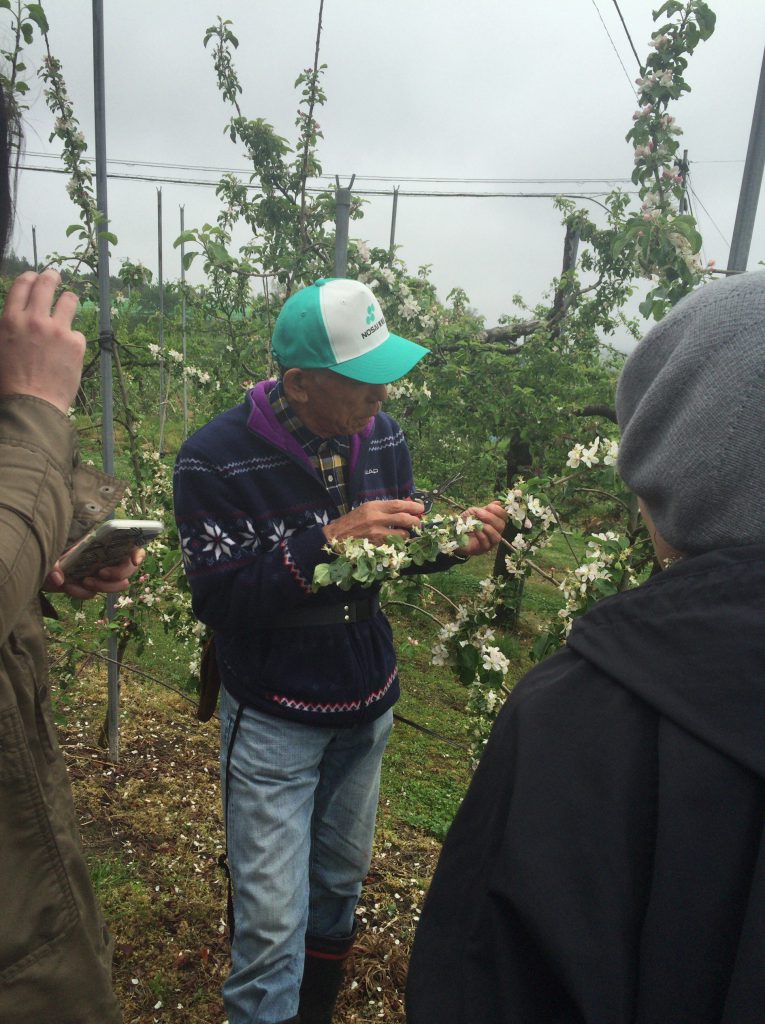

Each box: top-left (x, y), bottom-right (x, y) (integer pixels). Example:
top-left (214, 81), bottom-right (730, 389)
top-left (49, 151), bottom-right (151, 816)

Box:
top-left (44, 548), bottom-right (146, 601)
top-left (323, 499), bottom-right (426, 546)
top-left (459, 501), bottom-right (509, 557)
top-left (0, 269), bottom-right (86, 414)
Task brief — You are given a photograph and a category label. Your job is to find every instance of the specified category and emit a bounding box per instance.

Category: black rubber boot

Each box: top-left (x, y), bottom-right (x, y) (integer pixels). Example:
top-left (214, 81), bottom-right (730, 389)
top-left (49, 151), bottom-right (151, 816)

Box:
top-left (298, 922), bottom-right (358, 1024)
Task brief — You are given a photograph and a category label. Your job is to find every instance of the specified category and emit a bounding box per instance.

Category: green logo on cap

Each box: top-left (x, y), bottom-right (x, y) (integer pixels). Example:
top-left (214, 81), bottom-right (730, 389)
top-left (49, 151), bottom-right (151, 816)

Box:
top-left (366, 304), bottom-right (376, 325)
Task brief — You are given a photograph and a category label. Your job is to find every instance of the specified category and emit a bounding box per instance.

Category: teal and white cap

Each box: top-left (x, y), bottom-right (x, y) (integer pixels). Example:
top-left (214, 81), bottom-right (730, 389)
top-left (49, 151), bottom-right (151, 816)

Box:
top-left (272, 278), bottom-right (430, 384)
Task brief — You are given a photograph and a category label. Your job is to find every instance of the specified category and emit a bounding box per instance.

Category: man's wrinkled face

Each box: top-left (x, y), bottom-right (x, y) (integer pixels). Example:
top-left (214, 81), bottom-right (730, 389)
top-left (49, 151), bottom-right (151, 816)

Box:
top-left (283, 367), bottom-right (389, 438)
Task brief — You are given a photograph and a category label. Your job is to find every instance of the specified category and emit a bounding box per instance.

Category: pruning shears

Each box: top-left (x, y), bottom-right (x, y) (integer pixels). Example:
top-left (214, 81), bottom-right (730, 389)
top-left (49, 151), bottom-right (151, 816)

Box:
top-left (408, 488), bottom-right (434, 515)
top-left (409, 473), bottom-right (465, 517)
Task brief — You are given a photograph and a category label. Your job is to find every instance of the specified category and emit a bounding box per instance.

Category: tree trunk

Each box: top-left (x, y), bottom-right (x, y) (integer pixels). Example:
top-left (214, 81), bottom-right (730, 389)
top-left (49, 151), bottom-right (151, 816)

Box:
top-left (492, 436), bottom-right (532, 628)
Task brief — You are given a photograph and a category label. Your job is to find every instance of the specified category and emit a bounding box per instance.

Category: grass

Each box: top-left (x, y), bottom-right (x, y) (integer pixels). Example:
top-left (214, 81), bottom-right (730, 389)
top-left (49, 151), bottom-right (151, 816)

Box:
top-left (381, 554), bottom-right (486, 837)
top-left (90, 853), bottom-right (142, 894)
top-left (377, 528), bottom-right (604, 841)
top-left (380, 544), bottom-right (569, 841)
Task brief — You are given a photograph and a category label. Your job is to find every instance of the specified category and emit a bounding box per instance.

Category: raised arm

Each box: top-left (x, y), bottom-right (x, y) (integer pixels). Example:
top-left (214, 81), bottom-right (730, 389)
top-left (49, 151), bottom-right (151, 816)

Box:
top-left (0, 270), bottom-right (86, 643)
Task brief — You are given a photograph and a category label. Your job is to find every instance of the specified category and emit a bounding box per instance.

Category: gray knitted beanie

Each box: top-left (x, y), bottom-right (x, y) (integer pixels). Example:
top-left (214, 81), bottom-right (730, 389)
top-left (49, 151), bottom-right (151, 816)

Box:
top-left (616, 270), bottom-right (765, 554)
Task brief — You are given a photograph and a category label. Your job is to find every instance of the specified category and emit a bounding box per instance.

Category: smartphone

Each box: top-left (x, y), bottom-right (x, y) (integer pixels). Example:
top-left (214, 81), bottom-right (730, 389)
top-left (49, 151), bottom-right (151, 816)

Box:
top-left (59, 519), bottom-right (164, 581)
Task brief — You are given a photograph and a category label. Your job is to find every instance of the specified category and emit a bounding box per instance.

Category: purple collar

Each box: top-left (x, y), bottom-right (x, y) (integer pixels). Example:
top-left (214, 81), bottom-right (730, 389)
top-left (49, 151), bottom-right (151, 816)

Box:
top-left (246, 379), bottom-right (374, 477)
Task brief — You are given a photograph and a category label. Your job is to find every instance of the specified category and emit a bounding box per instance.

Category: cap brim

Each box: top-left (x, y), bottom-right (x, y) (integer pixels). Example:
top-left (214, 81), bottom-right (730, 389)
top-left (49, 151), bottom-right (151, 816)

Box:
top-left (330, 332), bottom-right (430, 384)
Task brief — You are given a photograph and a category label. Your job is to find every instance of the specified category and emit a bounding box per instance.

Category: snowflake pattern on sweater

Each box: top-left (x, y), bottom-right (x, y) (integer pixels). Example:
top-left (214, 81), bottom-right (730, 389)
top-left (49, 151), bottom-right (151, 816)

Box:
top-left (173, 381), bottom-right (416, 726)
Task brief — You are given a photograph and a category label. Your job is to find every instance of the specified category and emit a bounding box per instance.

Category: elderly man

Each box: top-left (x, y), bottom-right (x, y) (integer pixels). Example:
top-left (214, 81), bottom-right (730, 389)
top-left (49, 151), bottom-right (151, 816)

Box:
top-left (174, 277), bottom-right (507, 1024)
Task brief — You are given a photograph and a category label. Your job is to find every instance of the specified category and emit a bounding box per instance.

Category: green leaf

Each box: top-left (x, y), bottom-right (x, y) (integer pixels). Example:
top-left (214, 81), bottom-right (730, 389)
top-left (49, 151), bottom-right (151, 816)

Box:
top-left (313, 563), bottom-right (332, 589)
top-left (206, 240), bottom-right (232, 265)
top-left (653, 1), bottom-right (684, 16)
top-left (173, 230), bottom-right (196, 248)
top-left (532, 631), bottom-right (557, 662)
top-left (695, 3), bottom-right (716, 39)
top-left (611, 228), bottom-right (638, 258)
top-left (456, 643), bottom-right (480, 685)
top-left (181, 251), bottom-right (198, 271)
top-left (101, 230), bottom-right (118, 245)
top-left (668, 215), bottom-right (702, 252)
top-left (20, 22), bottom-right (33, 44)
top-left (26, 3), bottom-right (49, 32)
top-left (65, 223), bottom-right (81, 237)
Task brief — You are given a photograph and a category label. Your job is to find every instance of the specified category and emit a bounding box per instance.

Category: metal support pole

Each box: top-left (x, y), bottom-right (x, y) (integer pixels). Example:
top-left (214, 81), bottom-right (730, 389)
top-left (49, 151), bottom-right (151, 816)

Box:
top-left (333, 174), bottom-right (354, 277)
top-left (677, 149), bottom-right (689, 213)
top-left (92, 0), bottom-right (119, 763)
top-left (157, 188), bottom-right (166, 454)
top-left (180, 205), bottom-right (188, 438)
top-left (388, 186), bottom-right (399, 257)
top-left (728, 46), bottom-right (765, 272)
top-left (32, 225), bottom-right (38, 269)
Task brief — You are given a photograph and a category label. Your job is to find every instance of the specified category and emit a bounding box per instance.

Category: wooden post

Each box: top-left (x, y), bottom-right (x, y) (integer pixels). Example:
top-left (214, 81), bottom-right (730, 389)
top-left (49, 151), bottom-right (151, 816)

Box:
top-left (334, 175), bottom-right (355, 276)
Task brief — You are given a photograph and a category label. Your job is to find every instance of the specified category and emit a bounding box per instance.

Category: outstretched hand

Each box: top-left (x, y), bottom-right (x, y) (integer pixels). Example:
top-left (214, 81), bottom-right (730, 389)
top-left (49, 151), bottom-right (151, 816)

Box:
top-left (459, 501), bottom-right (509, 557)
top-left (321, 498), bottom-right (508, 558)
top-left (322, 499), bottom-right (426, 546)
top-left (0, 268), bottom-right (86, 414)
top-left (44, 548), bottom-right (146, 601)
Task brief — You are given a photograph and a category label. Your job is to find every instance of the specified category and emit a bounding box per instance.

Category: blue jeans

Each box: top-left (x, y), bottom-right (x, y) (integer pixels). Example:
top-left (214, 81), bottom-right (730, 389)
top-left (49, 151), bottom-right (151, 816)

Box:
top-left (219, 686), bottom-right (393, 1024)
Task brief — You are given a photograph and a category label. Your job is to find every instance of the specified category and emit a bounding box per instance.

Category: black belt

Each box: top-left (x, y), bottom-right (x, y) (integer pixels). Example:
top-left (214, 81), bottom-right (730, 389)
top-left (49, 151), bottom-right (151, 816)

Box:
top-left (263, 594), bottom-right (380, 629)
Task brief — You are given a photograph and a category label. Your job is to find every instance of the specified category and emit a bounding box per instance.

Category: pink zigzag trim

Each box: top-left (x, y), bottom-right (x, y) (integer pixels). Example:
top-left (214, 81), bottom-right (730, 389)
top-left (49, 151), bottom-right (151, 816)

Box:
top-left (280, 539), bottom-right (313, 595)
top-left (268, 667), bottom-right (397, 714)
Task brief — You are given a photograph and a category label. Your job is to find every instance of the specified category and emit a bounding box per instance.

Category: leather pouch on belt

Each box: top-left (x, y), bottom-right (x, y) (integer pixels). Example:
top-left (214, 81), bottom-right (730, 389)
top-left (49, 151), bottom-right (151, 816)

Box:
top-left (197, 634), bottom-right (221, 722)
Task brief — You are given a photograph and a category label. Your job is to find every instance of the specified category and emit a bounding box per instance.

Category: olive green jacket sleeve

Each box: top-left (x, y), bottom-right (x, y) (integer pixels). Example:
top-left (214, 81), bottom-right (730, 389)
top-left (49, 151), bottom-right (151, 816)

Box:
top-left (0, 394), bottom-right (125, 642)
top-left (0, 395), bottom-right (79, 643)
top-left (0, 394), bottom-right (124, 1024)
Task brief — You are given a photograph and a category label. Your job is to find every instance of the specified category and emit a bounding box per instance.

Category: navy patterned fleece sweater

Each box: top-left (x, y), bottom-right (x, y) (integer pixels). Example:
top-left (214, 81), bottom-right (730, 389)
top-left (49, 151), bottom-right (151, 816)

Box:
top-left (174, 380), bottom-right (427, 726)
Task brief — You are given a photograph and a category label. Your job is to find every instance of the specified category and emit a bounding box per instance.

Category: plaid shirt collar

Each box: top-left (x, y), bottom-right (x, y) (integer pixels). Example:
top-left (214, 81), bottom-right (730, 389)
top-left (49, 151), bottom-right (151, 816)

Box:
top-left (269, 380), bottom-right (350, 512)
top-left (268, 380), bottom-right (349, 456)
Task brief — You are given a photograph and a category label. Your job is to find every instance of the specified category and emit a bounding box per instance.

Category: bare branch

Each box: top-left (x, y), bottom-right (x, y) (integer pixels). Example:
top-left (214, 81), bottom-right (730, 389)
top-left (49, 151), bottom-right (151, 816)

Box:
top-left (576, 404), bottom-right (618, 422)
top-left (480, 321), bottom-right (540, 344)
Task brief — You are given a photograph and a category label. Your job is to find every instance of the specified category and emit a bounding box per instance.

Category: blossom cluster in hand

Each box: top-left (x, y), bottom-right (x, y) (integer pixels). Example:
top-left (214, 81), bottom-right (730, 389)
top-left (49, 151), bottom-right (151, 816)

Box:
top-left (312, 511), bottom-right (483, 591)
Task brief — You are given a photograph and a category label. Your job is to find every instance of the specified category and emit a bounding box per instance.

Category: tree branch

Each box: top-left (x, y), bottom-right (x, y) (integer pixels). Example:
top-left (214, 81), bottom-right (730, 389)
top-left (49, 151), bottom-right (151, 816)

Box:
top-left (576, 404), bottom-right (618, 422)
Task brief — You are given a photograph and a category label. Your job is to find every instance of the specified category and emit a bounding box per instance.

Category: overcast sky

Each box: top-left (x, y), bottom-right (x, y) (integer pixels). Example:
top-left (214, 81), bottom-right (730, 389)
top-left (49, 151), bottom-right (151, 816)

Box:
top-left (10, 0), bottom-right (765, 339)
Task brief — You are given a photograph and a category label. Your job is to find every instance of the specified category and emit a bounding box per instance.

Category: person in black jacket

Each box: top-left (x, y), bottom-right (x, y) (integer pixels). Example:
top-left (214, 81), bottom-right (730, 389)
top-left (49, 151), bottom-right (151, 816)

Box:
top-left (406, 270), bottom-right (765, 1024)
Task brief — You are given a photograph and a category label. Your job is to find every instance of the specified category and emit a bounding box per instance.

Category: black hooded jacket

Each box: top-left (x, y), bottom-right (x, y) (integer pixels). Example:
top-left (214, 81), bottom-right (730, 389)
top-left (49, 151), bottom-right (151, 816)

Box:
top-left (407, 545), bottom-right (765, 1024)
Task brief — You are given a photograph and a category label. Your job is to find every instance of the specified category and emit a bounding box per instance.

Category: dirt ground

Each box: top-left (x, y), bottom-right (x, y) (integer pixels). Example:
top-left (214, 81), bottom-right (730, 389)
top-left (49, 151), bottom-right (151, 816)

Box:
top-left (61, 669), bottom-right (441, 1024)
